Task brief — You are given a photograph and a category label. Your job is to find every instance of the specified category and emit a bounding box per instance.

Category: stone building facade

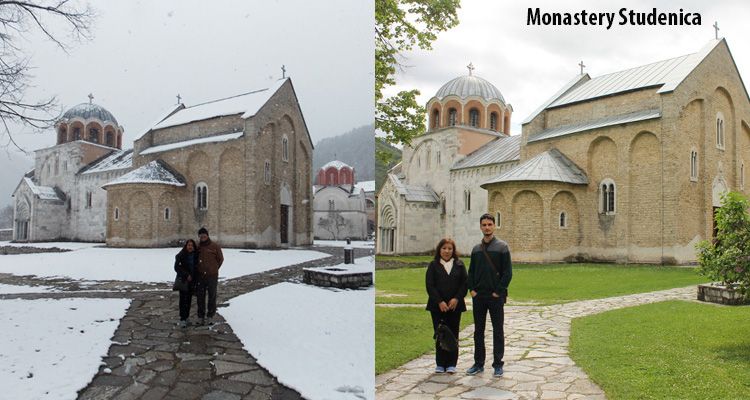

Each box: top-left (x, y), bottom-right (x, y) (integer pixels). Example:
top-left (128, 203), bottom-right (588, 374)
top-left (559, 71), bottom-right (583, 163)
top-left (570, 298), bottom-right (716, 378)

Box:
top-left (313, 161), bottom-right (368, 240)
top-left (377, 68), bottom-right (520, 254)
top-left (104, 78), bottom-right (314, 248)
top-left (481, 38), bottom-right (749, 264)
top-left (378, 39), bottom-right (750, 264)
top-left (12, 101), bottom-right (131, 242)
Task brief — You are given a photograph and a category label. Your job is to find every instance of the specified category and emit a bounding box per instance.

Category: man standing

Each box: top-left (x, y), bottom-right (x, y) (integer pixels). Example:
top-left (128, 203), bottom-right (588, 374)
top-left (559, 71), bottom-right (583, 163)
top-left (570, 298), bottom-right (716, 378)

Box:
top-left (196, 227), bottom-right (223, 326)
top-left (466, 213), bottom-right (512, 377)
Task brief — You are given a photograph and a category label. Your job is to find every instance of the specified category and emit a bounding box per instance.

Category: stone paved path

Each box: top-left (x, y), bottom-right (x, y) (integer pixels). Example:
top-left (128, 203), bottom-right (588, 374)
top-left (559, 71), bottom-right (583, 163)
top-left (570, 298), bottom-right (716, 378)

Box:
top-left (376, 286), bottom-right (696, 400)
top-left (1, 245), bottom-right (373, 400)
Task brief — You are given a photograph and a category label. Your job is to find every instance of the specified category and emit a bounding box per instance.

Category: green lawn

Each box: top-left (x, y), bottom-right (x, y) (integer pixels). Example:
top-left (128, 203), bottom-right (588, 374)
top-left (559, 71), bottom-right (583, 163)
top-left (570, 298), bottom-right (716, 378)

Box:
top-left (376, 263), bottom-right (708, 305)
top-left (375, 307), bottom-right (473, 374)
top-left (570, 300), bottom-right (750, 399)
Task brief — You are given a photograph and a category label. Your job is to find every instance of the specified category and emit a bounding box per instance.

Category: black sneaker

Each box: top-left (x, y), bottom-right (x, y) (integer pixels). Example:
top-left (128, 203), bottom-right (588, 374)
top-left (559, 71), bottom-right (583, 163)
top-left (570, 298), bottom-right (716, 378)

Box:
top-left (466, 365), bottom-right (484, 375)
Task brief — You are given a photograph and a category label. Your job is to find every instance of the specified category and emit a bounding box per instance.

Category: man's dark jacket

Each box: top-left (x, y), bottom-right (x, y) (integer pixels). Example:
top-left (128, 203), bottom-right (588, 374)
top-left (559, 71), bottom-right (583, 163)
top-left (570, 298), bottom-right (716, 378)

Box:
top-left (467, 237), bottom-right (512, 297)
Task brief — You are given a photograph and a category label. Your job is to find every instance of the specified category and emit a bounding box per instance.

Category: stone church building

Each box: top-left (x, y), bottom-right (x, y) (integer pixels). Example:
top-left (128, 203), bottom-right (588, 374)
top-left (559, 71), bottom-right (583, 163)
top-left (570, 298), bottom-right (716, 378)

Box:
top-left (378, 38), bottom-right (750, 264)
top-left (104, 78), bottom-right (314, 248)
top-left (12, 100), bottom-right (132, 242)
top-left (313, 160), bottom-right (368, 240)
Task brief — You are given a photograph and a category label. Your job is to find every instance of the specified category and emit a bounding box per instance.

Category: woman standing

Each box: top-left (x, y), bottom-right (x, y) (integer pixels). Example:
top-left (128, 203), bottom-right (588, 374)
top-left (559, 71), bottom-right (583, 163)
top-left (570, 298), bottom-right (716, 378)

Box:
top-left (174, 239), bottom-right (199, 328)
top-left (425, 238), bottom-right (467, 373)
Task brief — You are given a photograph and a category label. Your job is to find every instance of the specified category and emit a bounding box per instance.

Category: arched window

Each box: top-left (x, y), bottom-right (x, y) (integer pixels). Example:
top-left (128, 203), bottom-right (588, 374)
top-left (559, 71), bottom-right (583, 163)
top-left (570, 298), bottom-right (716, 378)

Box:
top-left (496, 212), bottom-right (502, 228)
top-left (559, 211), bottom-right (567, 228)
top-left (106, 131), bottom-right (114, 147)
top-left (89, 128), bottom-right (99, 143)
top-left (54, 159), bottom-right (59, 175)
top-left (58, 128), bottom-right (66, 143)
top-left (114, 207), bottom-right (119, 221)
top-left (86, 192), bottom-right (93, 208)
top-left (431, 109), bottom-right (440, 129)
top-left (690, 149), bottom-right (698, 181)
top-left (282, 136), bottom-right (289, 162)
top-left (426, 148), bottom-right (431, 169)
top-left (195, 182), bottom-right (208, 210)
top-left (716, 112), bottom-right (725, 149)
top-left (469, 108), bottom-right (479, 128)
top-left (73, 127), bottom-right (81, 140)
top-left (448, 108), bottom-right (457, 126)
top-left (464, 190), bottom-right (471, 211)
top-left (600, 179), bottom-right (616, 214)
top-left (164, 207), bottom-right (171, 221)
top-left (436, 151), bottom-right (441, 165)
top-left (490, 112), bottom-right (498, 131)
top-left (264, 160), bottom-right (271, 184)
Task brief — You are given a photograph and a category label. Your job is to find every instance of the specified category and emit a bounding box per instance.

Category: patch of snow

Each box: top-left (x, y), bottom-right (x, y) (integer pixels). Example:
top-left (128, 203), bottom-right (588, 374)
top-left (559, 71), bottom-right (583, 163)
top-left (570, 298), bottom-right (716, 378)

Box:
top-left (304, 256), bottom-right (373, 276)
top-left (0, 283), bottom-right (56, 294)
top-left (0, 247), bottom-right (329, 282)
top-left (354, 180), bottom-right (375, 193)
top-left (321, 160), bottom-right (352, 170)
top-left (314, 240), bottom-right (374, 249)
top-left (0, 298), bottom-right (130, 399)
top-left (153, 79), bottom-right (286, 130)
top-left (23, 178), bottom-right (61, 201)
top-left (223, 277), bottom-right (374, 400)
top-left (81, 150), bottom-right (133, 174)
top-left (139, 131), bottom-right (244, 155)
top-left (102, 160), bottom-right (184, 188)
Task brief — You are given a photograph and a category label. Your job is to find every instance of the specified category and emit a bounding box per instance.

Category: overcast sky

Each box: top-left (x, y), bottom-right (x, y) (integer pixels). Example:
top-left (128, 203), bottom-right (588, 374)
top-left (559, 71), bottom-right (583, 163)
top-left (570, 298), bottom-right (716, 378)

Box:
top-left (2, 0), bottom-right (374, 156)
top-left (388, 0), bottom-right (750, 137)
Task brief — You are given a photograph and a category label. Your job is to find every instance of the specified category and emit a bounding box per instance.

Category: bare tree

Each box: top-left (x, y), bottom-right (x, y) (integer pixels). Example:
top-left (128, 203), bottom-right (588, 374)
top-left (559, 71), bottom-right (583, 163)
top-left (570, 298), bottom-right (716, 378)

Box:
top-left (0, 0), bottom-right (94, 151)
top-left (0, 204), bottom-right (12, 228)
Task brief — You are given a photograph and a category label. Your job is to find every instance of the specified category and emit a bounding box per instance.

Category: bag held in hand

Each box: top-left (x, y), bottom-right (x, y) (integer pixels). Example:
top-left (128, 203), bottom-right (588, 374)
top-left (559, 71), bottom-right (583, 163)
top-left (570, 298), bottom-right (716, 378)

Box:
top-left (172, 275), bottom-right (189, 291)
top-left (435, 320), bottom-right (458, 353)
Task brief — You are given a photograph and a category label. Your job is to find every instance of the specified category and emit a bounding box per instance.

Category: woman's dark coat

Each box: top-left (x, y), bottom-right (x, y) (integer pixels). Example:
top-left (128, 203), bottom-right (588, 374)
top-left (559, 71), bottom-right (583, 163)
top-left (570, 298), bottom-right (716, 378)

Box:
top-left (425, 258), bottom-right (468, 312)
top-left (174, 249), bottom-right (199, 290)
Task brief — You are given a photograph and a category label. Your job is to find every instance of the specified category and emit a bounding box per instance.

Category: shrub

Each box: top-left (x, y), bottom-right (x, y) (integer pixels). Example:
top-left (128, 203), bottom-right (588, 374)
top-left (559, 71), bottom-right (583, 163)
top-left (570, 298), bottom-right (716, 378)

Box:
top-left (696, 191), bottom-right (750, 298)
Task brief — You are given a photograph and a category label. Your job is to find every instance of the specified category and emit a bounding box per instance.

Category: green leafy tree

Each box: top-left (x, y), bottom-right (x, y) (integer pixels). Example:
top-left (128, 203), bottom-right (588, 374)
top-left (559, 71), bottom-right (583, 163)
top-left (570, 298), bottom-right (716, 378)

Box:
top-left (375, 0), bottom-right (460, 161)
top-left (696, 191), bottom-right (750, 298)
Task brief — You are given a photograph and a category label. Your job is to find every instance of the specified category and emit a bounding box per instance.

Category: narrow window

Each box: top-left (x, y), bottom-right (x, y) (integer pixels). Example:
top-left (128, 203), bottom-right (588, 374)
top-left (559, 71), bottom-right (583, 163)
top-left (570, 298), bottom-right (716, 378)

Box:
top-left (431, 109), bottom-right (440, 129)
top-left (716, 113), bottom-right (725, 149)
top-left (164, 207), bottom-right (171, 221)
top-left (560, 212), bottom-right (567, 228)
top-left (282, 136), bottom-right (289, 162)
top-left (490, 112), bottom-right (498, 131)
top-left (437, 151), bottom-right (441, 165)
top-left (264, 160), bottom-right (271, 184)
top-left (114, 207), bottom-right (119, 221)
top-left (467, 191), bottom-right (471, 211)
top-left (426, 149), bottom-right (431, 168)
top-left (690, 150), bottom-right (698, 180)
top-left (601, 184), bottom-right (607, 213)
top-left (195, 183), bottom-right (208, 210)
top-left (106, 131), bottom-right (114, 147)
top-left (448, 108), bottom-right (457, 126)
top-left (328, 199), bottom-right (335, 210)
top-left (608, 183), bottom-right (615, 213)
top-left (86, 192), bottom-right (92, 208)
top-left (469, 108), bottom-right (479, 127)
top-left (600, 180), bottom-right (616, 214)
top-left (496, 212), bottom-right (502, 228)
top-left (89, 128), bottom-right (99, 143)
top-left (73, 127), bottom-right (81, 140)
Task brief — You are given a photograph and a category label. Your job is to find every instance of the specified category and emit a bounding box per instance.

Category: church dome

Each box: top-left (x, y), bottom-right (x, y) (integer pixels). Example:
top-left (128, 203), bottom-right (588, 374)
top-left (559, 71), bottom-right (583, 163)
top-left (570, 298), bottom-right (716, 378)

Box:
top-left (62, 103), bottom-right (119, 124)
top-left (435, 75), bottom-right (505, 103)
top-left (321, 160), bottom-right (352, 171)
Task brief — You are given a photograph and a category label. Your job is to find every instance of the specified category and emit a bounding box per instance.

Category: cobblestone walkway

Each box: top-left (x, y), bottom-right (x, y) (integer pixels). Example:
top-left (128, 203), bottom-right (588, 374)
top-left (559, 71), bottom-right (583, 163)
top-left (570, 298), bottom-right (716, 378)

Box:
top-left (1, 246), bottom-right (372, 400)
top-left (376, 286), bottom-right (696, 400)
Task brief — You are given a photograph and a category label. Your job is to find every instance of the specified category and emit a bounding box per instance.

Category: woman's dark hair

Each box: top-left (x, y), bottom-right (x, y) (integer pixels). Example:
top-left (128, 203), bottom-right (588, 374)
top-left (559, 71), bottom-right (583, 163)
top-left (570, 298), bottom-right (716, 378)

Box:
top-left (181, 239), bottom-right (197, 253)
top-left (434, 238), bottom-right (459, 261)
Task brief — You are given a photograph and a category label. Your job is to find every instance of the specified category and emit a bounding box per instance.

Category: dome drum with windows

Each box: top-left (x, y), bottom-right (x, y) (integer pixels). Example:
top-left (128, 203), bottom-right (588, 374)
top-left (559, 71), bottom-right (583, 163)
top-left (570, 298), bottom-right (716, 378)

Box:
top-left (56, 95), bottom-right (124, 149)
top-left (427, 63), bottom-right (513, 134)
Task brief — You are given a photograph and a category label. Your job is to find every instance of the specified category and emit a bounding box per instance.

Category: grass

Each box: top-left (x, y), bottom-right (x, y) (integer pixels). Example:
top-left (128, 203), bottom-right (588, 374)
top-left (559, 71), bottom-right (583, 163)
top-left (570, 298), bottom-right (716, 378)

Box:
top-left (376, 263), bottom-right (709, 305)
top-left (375, 307), bottom-right (473, 374)
top-left (570, 300), bottom-right (750, 399)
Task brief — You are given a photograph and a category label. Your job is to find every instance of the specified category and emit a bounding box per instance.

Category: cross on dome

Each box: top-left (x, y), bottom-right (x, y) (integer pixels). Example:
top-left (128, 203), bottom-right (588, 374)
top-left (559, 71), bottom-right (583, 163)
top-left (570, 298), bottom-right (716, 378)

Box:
top-left (88, 93), bottom-right (94, 104)
top-left (467, 62), bottom-right (475, 76)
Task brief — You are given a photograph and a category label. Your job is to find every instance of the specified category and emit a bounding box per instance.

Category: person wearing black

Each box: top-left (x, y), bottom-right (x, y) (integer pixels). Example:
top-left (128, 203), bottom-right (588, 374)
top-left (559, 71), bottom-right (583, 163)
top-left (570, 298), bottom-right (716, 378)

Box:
top-left (174, 239), bottom-right (199, 328)
top-left (425, 238), bottom-right (467, 374)
top-left (466, 213), bottom-right (512, 377)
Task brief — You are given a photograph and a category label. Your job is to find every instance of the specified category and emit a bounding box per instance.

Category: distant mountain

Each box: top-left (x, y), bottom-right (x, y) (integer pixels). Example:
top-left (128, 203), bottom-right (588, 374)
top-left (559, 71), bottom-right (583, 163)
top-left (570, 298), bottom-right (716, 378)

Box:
top-left (313, 124), bottom-right (374, 181)
top-left (375, 138), bottom-right (401, 191)
top-left (0, 150), bottom-right (34, 209)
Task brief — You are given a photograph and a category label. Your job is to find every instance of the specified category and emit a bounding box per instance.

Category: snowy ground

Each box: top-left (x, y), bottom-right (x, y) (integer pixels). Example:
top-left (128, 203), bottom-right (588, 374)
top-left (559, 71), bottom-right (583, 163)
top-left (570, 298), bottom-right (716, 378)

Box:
top-left (0, 247), bottom-right (329, 283)
top-left (0, 283), bottom-right (56, 294)
top-left (0, 298), bottom-right (130, 399)
top-left (223, 257), bottom-right (374, 400)
top-left (314, 239), bottom-right (374, 249)
top-left (0, 241), bottom-right (102, 250)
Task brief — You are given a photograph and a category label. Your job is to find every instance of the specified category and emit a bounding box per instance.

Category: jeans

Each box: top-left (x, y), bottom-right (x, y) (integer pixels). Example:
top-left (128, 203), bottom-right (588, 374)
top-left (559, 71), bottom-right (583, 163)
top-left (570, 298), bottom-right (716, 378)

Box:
top-left (196, 276), bottom-right (218, 319)
top-left (472, 295), bottom-right (505, 368)
top-left (430, 309), bottom-right (462, 368)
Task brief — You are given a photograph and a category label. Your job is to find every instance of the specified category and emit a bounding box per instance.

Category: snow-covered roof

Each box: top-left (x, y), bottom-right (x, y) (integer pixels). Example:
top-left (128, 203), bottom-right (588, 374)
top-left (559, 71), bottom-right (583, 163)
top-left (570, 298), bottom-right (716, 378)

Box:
top-left (482, 148), bottom-right (588, 187)
top-left (151, 79), bottom-right (287, 130)
top-left (354, 180), bottom-right (375, 193)
top-left (81, 149), bottom-right (133, 174)
top-left (140, 132), bottom-right (244, 155)
top-left (22, 177), bottom-right (62, 201)
top-left (321, 160), bottom-right (352, 170)
top-left (102, 160), bottom-right (185, 188)
top-left (451, 135), bottom-right (521, 171)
